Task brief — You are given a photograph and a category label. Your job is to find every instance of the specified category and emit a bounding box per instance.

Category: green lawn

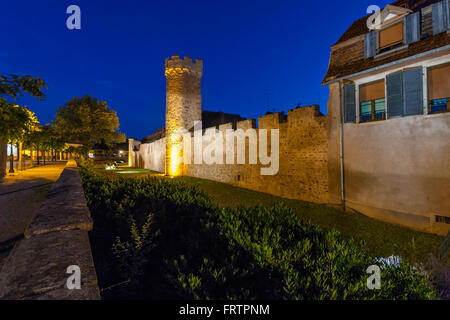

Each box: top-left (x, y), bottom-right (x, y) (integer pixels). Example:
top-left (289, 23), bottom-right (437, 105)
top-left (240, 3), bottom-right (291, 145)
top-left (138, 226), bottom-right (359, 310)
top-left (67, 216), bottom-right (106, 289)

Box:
top-left (94, 167), bottom-right (447, 264)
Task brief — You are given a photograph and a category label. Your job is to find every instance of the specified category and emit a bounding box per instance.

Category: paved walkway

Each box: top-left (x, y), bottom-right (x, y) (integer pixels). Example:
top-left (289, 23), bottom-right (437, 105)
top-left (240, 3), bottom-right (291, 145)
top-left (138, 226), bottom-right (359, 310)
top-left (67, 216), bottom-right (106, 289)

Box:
top-left (0, 162), bottom-right (67, 244)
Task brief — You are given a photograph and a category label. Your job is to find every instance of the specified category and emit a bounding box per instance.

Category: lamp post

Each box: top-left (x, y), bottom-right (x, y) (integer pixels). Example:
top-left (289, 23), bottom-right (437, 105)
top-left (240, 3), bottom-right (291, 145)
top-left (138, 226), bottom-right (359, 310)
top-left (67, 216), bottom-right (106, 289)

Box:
top-left (9, 143), bottom-right (15, 173)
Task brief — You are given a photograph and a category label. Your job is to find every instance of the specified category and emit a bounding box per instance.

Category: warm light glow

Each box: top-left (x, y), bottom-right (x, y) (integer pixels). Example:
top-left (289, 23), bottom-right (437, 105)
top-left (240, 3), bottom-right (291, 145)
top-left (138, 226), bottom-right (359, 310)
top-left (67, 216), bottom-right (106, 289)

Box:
top-left (128, 138), bottom-right (134, 167)
top-left (167, 133), bottom-right (182, 176)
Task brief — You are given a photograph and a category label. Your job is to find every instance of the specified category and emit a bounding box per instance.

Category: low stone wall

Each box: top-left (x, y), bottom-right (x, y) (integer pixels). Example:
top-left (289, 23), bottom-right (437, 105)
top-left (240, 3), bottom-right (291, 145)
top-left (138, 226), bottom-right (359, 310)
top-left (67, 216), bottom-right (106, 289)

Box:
top-left (0, 162), bottom-right (100, 300)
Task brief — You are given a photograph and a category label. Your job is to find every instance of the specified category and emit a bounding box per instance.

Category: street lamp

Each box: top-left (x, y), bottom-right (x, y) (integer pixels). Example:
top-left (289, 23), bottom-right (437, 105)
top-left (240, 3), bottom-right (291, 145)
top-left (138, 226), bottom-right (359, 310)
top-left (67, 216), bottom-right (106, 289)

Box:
top-left (9, 143), bottom-right (15, 173)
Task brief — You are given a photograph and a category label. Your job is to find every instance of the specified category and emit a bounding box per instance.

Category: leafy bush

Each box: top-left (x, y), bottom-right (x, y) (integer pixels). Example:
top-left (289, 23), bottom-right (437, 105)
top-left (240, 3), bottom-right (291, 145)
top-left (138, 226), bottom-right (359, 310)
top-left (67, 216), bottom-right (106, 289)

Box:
top-left (76, 156), bottom-right (94, 169)
top-left (112, 213), bottom-right (156, 280)
top-left (80, 169), bottom-right (439, 300)
top-left (423, 255), bottom-right (450, 300)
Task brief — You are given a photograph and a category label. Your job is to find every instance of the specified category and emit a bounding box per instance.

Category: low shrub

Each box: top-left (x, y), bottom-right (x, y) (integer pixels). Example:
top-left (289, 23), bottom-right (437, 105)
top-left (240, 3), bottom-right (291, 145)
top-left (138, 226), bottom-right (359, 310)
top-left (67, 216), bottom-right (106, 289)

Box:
top-left (422, 254), bottom-right (450, 300)
top-left (80, 168), bottom-right (439, 300)
top-left (76, 156), bottom-right (94, 169)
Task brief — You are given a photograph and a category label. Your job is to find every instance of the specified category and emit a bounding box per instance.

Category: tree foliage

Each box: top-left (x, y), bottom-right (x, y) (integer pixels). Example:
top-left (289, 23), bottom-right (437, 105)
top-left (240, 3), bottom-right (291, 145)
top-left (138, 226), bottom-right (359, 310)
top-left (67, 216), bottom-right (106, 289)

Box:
top-left (0, 74), bottom-right (47, 101)
top-left (53, 95), bottom-right (125, 151)
top-left (0, 103), bottom-right (39, 144)
top-left (0, 74), bottom-right (47, 143)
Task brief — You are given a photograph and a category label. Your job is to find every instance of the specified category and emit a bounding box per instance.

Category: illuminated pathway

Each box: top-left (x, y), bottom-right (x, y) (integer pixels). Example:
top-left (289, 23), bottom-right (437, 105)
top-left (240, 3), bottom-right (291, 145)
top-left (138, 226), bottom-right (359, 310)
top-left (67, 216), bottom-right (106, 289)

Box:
top-left (0, 162), bottom-right (67, 244)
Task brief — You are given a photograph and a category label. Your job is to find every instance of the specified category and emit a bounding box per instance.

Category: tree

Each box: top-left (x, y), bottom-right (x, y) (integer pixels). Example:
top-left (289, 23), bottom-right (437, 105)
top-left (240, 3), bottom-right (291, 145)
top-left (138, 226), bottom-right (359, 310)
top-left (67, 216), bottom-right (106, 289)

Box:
top-left (24, 123), bottom-right (43, 165)
top-left (0, 74), bottom-right (47, 175)
top-left (0, 103), bottom-right (39, 172)
top-left (37, 125), bottom-right (56, 164)
top-left (43, 125), bottom-right (67, 161)
top-left (53, 95), bottom-right (125, 155)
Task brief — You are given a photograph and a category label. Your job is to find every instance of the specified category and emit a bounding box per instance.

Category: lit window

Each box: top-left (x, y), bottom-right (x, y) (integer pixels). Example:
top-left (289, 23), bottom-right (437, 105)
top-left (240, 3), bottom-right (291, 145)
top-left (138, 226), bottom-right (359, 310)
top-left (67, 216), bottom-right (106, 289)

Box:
top-left (360, 101), bottom-right (372, 122)
top-left (427, 63), bottom-right (450, 114)
top-left (430, 99), bottom-right (447, 113)
top-left (374, 99), bottom-right (386, 119)
top-left (378, 22), bottom-right (404, 53)
top-left (359, 80), bottom-right (386, 122)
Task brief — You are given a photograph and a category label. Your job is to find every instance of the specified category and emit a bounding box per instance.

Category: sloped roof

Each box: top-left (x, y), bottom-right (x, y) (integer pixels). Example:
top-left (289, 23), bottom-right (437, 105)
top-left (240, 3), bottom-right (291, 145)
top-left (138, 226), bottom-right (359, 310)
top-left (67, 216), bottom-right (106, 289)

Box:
top-left (334, 0), bottom-right (440, 46)
top-left (325, 33), bottom-right (449, 83)
top-left (323, 0), bottom-right (449, 84)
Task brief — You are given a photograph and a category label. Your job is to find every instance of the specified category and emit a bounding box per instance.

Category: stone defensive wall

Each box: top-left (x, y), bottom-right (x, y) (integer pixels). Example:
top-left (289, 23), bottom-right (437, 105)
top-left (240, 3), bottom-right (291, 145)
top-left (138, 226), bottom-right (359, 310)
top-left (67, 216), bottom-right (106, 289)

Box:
top-left (137, 105), bottom-right (329, 204)
top-left (0, 161), bottom-right (100, 299)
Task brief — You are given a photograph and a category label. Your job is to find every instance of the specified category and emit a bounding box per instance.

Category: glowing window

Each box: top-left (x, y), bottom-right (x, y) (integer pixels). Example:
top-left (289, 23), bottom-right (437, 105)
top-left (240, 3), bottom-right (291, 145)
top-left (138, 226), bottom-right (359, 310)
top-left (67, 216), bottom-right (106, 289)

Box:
top-left (379, 22), bottom-right (404, 51)
top-left (359, 80), bottom-right (386, 122)
top-left (427, 63), bottom-right (450, 114)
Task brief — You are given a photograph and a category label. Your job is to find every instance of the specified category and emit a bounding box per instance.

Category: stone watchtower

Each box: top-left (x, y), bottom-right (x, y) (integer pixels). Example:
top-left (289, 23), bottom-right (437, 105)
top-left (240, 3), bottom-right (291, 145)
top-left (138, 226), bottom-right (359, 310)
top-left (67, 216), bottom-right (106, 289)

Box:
top-left (164, 55), bottom-right (203, 175)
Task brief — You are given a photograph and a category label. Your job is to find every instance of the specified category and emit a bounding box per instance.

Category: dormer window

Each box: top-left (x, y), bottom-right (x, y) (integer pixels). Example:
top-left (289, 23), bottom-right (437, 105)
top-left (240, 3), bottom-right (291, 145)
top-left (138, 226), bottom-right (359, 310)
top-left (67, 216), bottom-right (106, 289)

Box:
top-left (364, 5), bottom-right (416, 58)
top-left (378, 22), bottom-right (404, 53)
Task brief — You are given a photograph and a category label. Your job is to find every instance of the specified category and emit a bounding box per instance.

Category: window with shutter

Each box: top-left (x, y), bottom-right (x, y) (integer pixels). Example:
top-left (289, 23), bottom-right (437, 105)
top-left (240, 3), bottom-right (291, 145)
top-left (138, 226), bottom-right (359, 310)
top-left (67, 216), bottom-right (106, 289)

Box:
top-left (387, 72), bottom-right (403, 118)
top-left (359, 80), bottom-right (386, 122)
top-left (432, 0), bottom-right (450, 34)
top-left (379, 22), bottom-right (404, 51)
top-left (344, 84), bottom-right (356, 123)
top-left (364, 31), bottom-right (376, 58)
top-left (403, 68), bottom-right (424, 116)
top-left (405, 12), bottom-right (421, 44)
top-left (427, 63), bottom-right (450, 113)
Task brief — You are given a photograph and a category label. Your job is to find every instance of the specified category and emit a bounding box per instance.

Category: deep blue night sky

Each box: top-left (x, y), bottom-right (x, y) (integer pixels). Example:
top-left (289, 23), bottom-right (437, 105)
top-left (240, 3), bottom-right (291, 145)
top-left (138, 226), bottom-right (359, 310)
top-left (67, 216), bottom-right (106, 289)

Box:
top-left (1, 0), bottom-right (392, 139)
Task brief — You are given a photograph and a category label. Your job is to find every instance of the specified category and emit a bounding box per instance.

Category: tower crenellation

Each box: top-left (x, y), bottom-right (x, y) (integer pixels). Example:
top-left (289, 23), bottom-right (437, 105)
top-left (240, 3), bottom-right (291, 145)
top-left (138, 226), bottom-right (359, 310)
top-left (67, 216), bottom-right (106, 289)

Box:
top-left (165, 55), bottom-right (203, 76)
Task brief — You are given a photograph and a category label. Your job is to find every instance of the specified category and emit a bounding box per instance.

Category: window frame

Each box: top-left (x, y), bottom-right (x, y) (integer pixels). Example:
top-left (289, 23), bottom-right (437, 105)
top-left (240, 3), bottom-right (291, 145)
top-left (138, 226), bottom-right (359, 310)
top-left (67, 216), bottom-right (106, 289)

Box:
top-left (377, 21), bottom-right (405, 54)
top-left (351, 62), bottom-right (450, 124)
top-left (428, 97), bottom-right (450, 114)
top-left (358, 79), bottom-right (387, 123)
top-left (427, 62), bottom-right (450, 114)
top-left (359, 98), bottom-right (387, 123)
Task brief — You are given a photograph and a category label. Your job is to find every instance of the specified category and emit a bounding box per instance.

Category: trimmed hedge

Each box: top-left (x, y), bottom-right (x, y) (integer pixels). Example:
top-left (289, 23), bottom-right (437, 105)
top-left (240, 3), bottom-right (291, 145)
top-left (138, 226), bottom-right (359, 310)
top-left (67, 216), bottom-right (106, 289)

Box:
top-left (80, 168), bottom-right (438, 300)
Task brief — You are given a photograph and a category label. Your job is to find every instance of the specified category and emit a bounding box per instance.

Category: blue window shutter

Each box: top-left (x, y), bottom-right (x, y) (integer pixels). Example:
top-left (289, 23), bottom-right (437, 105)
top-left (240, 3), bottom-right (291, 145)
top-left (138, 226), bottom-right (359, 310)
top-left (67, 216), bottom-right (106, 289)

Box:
top-left (344, 84), bottom-right (356, 123)
top-left (405, 12), bottom-right (421, 44)
top-left (403, 68), bottom-right (424, 116)
top-left (387, 72), bottom-right (403, 118)
top-left (433, 0), bottom-right (449, 34)
top-left (447, 0), bottom-right (450, 30)
top-left (364, 31), bottom-right (376, 58)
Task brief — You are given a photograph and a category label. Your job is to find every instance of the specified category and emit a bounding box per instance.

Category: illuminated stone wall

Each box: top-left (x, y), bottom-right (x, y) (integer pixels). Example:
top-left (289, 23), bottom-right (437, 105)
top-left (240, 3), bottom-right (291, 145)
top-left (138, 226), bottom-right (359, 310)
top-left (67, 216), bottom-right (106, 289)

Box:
top-left (183, 105), bottom-right (329, 204)
top-left (137, 106), bottom-right (329, 203)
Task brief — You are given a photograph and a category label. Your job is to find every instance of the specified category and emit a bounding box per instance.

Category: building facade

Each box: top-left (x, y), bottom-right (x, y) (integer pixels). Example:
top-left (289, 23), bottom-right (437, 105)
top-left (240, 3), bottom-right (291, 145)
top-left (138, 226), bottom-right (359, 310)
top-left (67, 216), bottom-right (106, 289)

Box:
top-left (323, 0), bottom-right (450, 234)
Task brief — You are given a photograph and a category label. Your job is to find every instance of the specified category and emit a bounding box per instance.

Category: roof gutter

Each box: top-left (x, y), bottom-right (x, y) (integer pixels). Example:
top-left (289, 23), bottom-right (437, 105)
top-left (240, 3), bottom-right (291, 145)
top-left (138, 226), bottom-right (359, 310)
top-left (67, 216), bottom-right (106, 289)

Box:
top-left (323, 44), bottom-right (450, 85)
